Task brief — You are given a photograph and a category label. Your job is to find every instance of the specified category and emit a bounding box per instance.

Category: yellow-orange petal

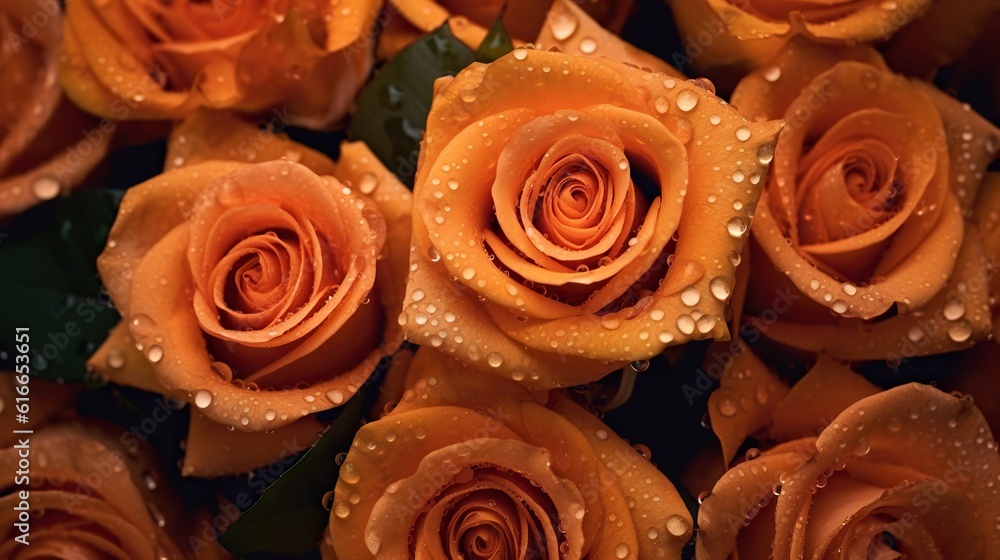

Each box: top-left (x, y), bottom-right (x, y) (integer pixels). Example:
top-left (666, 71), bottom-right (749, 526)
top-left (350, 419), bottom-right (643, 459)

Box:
top-left (166, 109), bottom-right (337, 175)
top-left (707, 340), bottom-right (789, 465)
top-left (754, 222), bottom-right (993, 359)
top-left (535, 0), bottom-right (682, 77)
top-left (182, 411), bottom-right (324, 477)
top-left (768, 354), bottom-right (880, 441)
top-left (771, 384), bottom-right (1000, 559)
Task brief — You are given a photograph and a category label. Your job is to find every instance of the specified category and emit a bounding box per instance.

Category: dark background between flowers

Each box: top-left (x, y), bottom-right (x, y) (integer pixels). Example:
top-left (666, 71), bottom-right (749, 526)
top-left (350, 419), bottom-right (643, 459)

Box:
top-left (1, 0), bottom-right (998, 558)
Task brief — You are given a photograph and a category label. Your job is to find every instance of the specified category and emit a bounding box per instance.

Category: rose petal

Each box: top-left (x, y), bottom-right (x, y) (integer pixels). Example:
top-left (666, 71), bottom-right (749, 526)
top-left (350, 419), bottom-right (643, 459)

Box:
top-left (768, 354), bottom-right (880, 441)
top-left (535, 0), bottom-right (681, 77)
top-left (707, 340), bottom-right (790, 465)
top-left (165, 109), bottom-right (338, 175)
top-left (772, 384), bottom-right (1000, 559)
top-left (182, 411), bottom-right (325, 477)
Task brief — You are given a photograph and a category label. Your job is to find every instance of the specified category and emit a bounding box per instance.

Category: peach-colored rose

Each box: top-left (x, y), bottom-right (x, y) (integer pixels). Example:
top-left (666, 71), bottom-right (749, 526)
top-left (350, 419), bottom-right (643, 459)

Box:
top-left (378, 0), bottom-right (633, 58)
top-left (327, 347), bottom-right (693, 560)
top-left (59, 0), bottom-right (379, 127)
top-left (400, 48), bottom-right (782, 386)
top-left (90, 113), bottom-right (411, 467)
top-left (694, 353), bottom-right (1000, 559)
top-left (731, 40), bottom-right (1000, 360)
top-left (664, 0), bottom-right (956, 86)
top-left (0, 0), bottom-right (111, 216)
top-left (0, 423), bottom-right (187, 559)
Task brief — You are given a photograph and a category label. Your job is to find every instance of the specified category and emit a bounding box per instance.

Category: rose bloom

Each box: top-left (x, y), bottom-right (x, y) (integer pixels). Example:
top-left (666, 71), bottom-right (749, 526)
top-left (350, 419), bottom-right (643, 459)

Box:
top-left (0, 423), bottom-right (190, 559)
top-left (694, 353), bottom-right (1000, 559)
top-left (327, 347), bottom-right (693, 560)
top-left (91, 116), bottom-right (411, 476)
top-left (731, 40), bottom-right (1000, 360)
top-left (400, 48), bottom-right (782, 386)
top-left (59, 0), bottom-right (379, 127)
top-left (0, 0), bottom-right (111, 216)
top-left (665, 0), bottom-right (996, 86)
top-left (378, 0), bottom-right (633, 58)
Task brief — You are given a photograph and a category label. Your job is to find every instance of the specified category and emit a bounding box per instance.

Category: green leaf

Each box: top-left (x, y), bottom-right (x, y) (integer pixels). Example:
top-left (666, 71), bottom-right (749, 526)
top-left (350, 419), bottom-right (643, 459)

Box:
top-left (0, 190), bottom-right (122, 381)
top-left (219, 391), bottom-right (367, 556)
top-left (349, 23), bottom-right (476, 187)
top-left (474, 9), bottom-right (515, 63)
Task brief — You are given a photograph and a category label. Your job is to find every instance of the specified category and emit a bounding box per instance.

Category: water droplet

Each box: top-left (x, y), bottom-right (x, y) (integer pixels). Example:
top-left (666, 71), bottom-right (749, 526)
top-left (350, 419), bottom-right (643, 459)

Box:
top-left (333, 499), bottom-right (351, 518)
top-left (709, 114), bottom-right (721, 125)
top-left (948, 320), bottom-right (973, 343)
top-left (615, 543), bottom-right (630, 558)
top-left (676, 314), bottom-right (695, 334)
top-left (130, 313), bottom-right (156, 338)
top-left (550, 12), bottom-right (578, 40)
top-left (710, 277), bottom-right (731, 301)
top-left (676, 90), bottom-right (699, 112)
top-left (340, 462), bottom-right (361, 484)
top-left (754, 383), bottom-right (768, 405)
top-left (107, 349), bottom-right (125, 369)
top-left (727, 217), bottom-right (747, 238)
top-left (654, 96), bottom-right (669, 114)
top-left (579, 37), bottom-right (597, 54)
top-left (264, 409), bottom-right (277, 421)
top-left (486, 352), bottom-right (503, 368)
top-left (680, 286), bottom-right (701, 306)
top-left (328, 389), bottom-right (345, 404)
top-left (763, 66), bottom-right (782, 82)
top-left (630, 359), bottom-right (650, 372)
top-left (32, 176), bottom-right (60, 200)
top-left (697, 490), bottom-right (712, 503)
top-left (842, 283), bottom-right (857, 296)
top-left (147, 345), bottom-right (163, 363)
top-left (831, 300), bottom-right (848, 314)
top-left (943, 296), bottom-right (965, 321)
top-left (194, 390), bottom-right (213, 409)
top-left (513, 48), bottom-right (528, 60)
top-left (210, 362), bottom-right (233, 383)
top-left (647, 527), bottom-right (659, 540)
top-left (666, 514), bottom-right (689, 536)
top-left (358, 172), bottom-right (378, 194)
top-left (718, 398), bottom-right (737, 417)
top-left (736, 126), bottom-right (752, 141)
top-left (462, 268), bottom-right (476, 280)
top-left (757, 144), bottom-right (774, 164)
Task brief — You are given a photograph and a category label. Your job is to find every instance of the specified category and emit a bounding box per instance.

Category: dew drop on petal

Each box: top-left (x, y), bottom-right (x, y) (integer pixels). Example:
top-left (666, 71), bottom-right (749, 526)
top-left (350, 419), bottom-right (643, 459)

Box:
top-left (676, 90), bottom-right (698, 112)
top-left (32, 176), bottom-right (60, 200)
top-left (486, 352), bottom-right (503, 368)
top-left (194, 390), bottom-right (213, 409)
top-left (666, 514), bottom-right (690, 537)
top-left (718, 398), bottom-right (737, 417)
top-left (757, 144), bottom-right (774, 164)
top-left (710, 277), bottom-right (731, 301)
top-left (727, 217), bottom-right (747, 238)
top-left (147, 345), bottom-right (163, 363)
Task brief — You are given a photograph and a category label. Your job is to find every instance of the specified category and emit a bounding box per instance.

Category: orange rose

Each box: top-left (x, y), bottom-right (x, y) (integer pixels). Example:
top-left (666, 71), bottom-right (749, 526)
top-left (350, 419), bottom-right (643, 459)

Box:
top-left (401, 48), bottom-right (782, 386)
top-left (59, 0), bottom-right (379, 127)
top-left (695, 353), bottom-right (1000, 559)
top-left (0, 423), bottom-right (187, 558)
top-left (731, 40), bottom-right (1000, 360)
top-left (665, 0), bottom-right (939, 85)
top-left (91, 113), bottom-right (411, 448)
top-left (0, 0), bottom-right (111, 216)
top-left (378, 0), bottom-right (633, 58)
top-left (327, 348), bottom-right (693, 560)
top-left (883, 0), bottom-right (1000, 80)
